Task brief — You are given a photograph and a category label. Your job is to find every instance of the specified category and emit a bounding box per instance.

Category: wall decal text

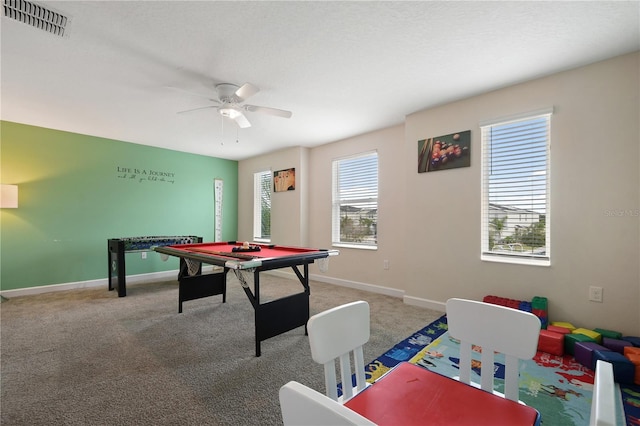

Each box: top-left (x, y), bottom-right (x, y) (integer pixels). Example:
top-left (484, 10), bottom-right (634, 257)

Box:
top-left (116, 166), bottom-right (176, 184)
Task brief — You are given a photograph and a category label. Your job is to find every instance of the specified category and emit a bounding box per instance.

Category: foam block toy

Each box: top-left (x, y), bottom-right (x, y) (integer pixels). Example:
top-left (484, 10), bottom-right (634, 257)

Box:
top-left (551, 321), bottom-right (576, 331)
top-left (483, 295), bottom-right (528, 311)
top-left (594, 328), bottom-right (622, 340)
top-left (572, 328), bottom-right (602, 344)
top-left (622, 336), bottom-right (640, 347)
top-left (532, 310), bottom-right (548, 328)
top-left (538, 318), bottom-right (548, 329)
top-left (625, 353), bottom-right (640, 385)
top-left (624, 346), bottom-right (640, 356)
top-left (538, 330), bottom-right (564, 356)
top-left (518, 301), bottom-right (532, 313)
top-left (547, 325), bottom-right (571, 335)
top-left (602, 337), bottom-right (632, 354)
top-left (532, 296), bottom-right (548, 310)
top-left (593, 350), bottom-right (635, 384)
top-left (531, 296), bottom-right (548, 329)
top-left (574, 342), bottom-right (609, 370)
top-left (564, 333), bottom-right (595, 355)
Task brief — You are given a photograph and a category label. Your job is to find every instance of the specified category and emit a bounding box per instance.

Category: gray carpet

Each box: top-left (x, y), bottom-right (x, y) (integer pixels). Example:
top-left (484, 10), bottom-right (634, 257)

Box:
top-left (1, 273), bottom-right (442, 425)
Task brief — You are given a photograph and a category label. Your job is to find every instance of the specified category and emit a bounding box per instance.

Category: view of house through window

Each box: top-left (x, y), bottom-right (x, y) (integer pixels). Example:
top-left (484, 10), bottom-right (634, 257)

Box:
top-left (481, 109), bottom-right (552, 265)
top-left (332, 151), bottom-right (378, 248)
top-left (253, 170), bottom-right (271, 241)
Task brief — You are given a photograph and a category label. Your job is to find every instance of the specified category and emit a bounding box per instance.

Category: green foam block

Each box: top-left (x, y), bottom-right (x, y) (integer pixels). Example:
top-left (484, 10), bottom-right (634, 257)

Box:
top-left (594, 328), bottom-right (622, 340)
top-left (564, 333), bottom-right (595, 355)
top-left (532, 296), bottom-right (548, 310)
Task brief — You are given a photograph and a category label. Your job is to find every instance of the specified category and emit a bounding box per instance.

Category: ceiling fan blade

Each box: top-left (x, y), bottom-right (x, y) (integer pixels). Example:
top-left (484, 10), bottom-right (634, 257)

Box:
top-left (244, 104), bottom-right (292, 118)
top-left (233, 112), bottom-right (252, 128)
top-left (177, 105), bottom-right (217, 114)
top-left (234, 83), bottom-right (260, 102)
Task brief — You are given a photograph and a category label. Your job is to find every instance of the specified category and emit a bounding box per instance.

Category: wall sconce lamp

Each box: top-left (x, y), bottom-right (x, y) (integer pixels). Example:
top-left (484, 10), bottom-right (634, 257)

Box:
top-left (1, 184), bottom-right (19, 208)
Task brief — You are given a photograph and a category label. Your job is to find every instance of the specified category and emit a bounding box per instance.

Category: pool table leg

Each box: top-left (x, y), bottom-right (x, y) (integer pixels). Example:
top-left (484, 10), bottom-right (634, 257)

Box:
top-left (176, 263), bottom-right (228, 313)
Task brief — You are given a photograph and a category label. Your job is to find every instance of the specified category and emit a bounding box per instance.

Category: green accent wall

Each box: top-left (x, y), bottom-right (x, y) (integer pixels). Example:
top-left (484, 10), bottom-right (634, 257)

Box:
top-left (0, 121), bottom-right (238, 291)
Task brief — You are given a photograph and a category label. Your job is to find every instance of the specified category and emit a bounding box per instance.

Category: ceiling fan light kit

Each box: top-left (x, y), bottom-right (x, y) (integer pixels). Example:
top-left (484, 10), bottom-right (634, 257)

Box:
top-left (218, 106), bottom-right (242, 119)
top-left (176, 82), bottom-right (292, 130)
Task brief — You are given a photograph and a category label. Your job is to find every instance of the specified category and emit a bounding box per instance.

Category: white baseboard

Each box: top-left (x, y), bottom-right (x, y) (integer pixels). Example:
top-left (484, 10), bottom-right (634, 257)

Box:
top-left (267, 269), bottom-right (405, 298)
top-left (403, 295), bottom-right (446, 312)
top-left (1, 268), bottom-right (445, 313)
top-left (0, 268), bottom-right (214, 298)
top-left (311, 273), bottom-right (406, 299)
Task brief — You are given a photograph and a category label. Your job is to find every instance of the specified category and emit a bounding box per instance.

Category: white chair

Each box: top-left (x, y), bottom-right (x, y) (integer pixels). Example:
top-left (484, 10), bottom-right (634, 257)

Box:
top-left (589, 360), bottom-right (618, 426)
top-left (279, 381), bottom-right (377, 426)
top-left (307, 301), bottom-right (370, 402)
top-left (445, 298), bottom-right (541, 403)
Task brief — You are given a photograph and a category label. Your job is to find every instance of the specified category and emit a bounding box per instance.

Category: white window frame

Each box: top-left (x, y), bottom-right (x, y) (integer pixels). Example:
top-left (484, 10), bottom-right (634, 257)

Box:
top-left (480, 108), bottom-right (552, 266)
top-left (253, 170), bottom-right (271, 242)
top-left (332, 151), bottom-right (378, 250)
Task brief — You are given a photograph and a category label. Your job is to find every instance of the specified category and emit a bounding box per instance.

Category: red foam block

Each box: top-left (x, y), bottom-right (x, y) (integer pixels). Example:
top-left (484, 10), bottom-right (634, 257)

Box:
top-left (538, 329), bottom-right (564, 356)
top-left (547, 325), bottom-right (571, 335)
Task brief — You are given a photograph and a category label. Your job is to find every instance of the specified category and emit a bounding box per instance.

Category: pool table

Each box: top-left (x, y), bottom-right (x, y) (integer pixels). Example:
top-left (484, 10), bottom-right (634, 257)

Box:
top-left (154, 241), bottom-right (339, 356)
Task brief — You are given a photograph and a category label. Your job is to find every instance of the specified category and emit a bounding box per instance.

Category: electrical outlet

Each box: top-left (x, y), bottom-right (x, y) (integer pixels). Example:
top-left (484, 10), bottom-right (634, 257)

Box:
top-left (383, 260), bottom-right (389, 270)
top-left (141, 252), bottom-right (147, 260)
top-left (589, 286), bottom-right (603, 302)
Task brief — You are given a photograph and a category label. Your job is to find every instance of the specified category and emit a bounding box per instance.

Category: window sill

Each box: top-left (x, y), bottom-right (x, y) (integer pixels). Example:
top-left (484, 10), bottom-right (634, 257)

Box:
top-left (333, 243), bottom-right (377, 251)
top-left (481, 253), bottom-right (550, 267)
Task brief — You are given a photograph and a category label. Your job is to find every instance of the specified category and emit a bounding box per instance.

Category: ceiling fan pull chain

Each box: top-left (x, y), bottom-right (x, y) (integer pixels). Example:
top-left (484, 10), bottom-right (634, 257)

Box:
top-left (220, 113), bottom-right (224, 145)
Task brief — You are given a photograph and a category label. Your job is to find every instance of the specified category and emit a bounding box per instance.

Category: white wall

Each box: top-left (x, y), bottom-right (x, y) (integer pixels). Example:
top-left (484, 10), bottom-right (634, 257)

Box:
top-left (307, 125), bottom-right (407, 292)
top-left (239, 53), bottom-right (640, 335)
top-left (237, 146), bottom-right (309, 246)
top-left (403, 52), bottom-right (639, 335)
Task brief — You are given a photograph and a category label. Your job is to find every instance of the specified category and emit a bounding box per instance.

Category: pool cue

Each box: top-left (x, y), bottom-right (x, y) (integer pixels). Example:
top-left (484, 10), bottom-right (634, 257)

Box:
top-left (418, 137), bottom-right (432, 172)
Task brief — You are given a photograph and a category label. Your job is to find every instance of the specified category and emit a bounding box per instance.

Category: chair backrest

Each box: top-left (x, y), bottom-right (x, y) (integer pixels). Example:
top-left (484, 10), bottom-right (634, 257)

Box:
top-left (279, 381), bottom-right (377, 426)
top-left (307, 301), bottom-right (370, 402)
top-left (445, 298), bottom-right (541, 402)
top-left (589, 360), bottom-right (617, 426)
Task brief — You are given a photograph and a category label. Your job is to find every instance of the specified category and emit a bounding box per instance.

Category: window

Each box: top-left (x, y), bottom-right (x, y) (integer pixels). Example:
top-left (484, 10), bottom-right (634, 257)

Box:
top-left (253, 170), bottom-right (271, 241)
top-left (332, 151), bottom-right (378, 249)
top-left (480, 109), bottom-right (552, 265)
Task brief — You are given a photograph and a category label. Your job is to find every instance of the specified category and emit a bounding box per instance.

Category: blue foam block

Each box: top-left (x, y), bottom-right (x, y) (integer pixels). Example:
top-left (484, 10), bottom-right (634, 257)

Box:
top-left (593, 350), bottom-right (635, 384)
top-left (622, 336), bottom-right (640, 347)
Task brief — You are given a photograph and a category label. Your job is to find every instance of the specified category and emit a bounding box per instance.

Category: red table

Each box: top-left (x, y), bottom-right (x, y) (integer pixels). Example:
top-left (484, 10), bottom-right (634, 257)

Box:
top-left (344, 362), bottom-right (540, 425)
top-left (154, 241), bottom-right (338, 356)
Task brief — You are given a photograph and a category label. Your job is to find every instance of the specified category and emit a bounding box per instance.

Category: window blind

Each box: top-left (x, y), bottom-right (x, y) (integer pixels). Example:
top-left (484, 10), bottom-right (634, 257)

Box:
top-left (481, 111), bottom-right (551, 264)
top-left (332, 152), bottom-right (378, 248)
top-left (253, 170), bottom-right (271, 240)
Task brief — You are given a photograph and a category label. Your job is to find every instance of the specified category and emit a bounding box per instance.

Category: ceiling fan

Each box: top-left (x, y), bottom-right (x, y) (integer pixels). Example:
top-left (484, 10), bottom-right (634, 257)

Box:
top-left (175, 82), bottom-right (292, 129)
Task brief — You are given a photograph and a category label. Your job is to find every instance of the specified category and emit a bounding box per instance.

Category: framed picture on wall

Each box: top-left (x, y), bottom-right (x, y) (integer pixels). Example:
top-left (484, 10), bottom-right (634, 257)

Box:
top-left (418, 130), bottom-right (471, 173)
top-left (274, 168), bottom-right (295, 192)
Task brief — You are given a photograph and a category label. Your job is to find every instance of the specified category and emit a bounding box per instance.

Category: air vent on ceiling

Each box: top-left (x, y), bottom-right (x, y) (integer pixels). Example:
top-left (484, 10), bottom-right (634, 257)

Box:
top-left (3, 0), bottom-right (69, 36)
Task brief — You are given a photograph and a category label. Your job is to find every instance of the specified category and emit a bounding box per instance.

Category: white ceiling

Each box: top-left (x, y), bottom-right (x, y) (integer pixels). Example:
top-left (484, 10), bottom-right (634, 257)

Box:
top-left (1, 1), bottom-right (639, 161)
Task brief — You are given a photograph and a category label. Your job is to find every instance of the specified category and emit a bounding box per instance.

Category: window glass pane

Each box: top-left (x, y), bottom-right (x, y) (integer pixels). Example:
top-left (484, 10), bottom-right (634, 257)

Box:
top-left (254, 171), bottom-right (271, 240)
top-left (332, 152), bottom-right (378, 248)
top-left (481, 113), bottom-right (550, 264)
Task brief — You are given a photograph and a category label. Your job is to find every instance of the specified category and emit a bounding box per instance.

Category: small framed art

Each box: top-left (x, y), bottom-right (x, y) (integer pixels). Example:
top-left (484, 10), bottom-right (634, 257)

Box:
top-left (274, 168), bottom-right (295, 192)
top-left (418, 130), bottom-right (470, 173)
